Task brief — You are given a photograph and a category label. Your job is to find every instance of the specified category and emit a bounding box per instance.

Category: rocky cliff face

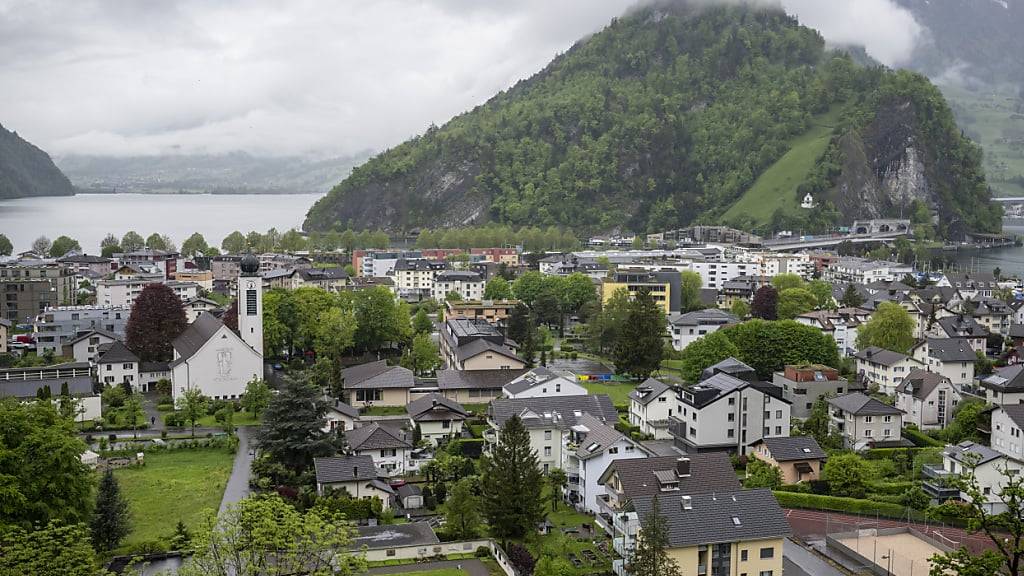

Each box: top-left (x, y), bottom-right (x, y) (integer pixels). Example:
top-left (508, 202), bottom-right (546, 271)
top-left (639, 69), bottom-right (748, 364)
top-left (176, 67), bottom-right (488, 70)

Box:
top-left (0, 123), bottom-right (74, 200)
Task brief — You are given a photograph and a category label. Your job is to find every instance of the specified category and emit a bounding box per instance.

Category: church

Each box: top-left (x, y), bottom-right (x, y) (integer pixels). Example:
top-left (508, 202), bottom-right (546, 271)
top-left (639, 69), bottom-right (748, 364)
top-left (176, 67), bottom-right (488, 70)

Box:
top-left (170, 254), bottom-right (264, 400)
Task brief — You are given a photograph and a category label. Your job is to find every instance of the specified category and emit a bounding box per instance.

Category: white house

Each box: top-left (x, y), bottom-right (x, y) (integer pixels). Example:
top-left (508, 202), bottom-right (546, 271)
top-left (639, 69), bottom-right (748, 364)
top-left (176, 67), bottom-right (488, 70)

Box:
top-left (431, 271), bottom-right (484, 302)
top-left (853, 346), bottom-right (923, 394)
top-left (406, 393), bottom-right (469, 446)
top-left (908, 338), bottom-right (976, 389)
top-left (980, 365), bottom-right (1024, 405)
top-left (313, 455), bottom-right (395, 509)
top-left (564, 413), bottom-right (648, 515)
top-left (827, 392), bottom-right (904, 450)
top-left (96, 341), bottom-right (139, 389)
top-left (346, 422), bottom-right (413, 477)
top-left (823, 257), bottom-right (913, 285)
top-left (503, 367), bottom-right (587, 399)
top-left (924, 442), bottom-right (1022, 514)
top-left (796, 307), bottom-right (870, 356)
top-left (97, 279), bottom-right (199, 309)
top-left (324, 401), bottom-right (360, 433)
top-left (182, 297), bottom-right (222, 323)
top-left (393, 259), bottom-right (447, 300)
top-left (990, 404), bottom-right (1024, 462)
top-left (628, 378), bottom-right (675, 440)
top-left (668, 309), bottom-right (737, 352)
top-left (928, 315), bottom-right (988, 352)
top-left (67, 329), bottom-right (119, 363)
top-left (894, 369), bottom-right (961, 430)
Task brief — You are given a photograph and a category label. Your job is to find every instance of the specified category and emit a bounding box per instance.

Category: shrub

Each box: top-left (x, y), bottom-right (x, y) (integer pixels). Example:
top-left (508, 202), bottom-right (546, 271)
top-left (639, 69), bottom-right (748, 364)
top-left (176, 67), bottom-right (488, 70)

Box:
top-left (124, 540), bottom-right (170, 555)
top-left (772, 491), bottom-right (927, 521)
top-left (902, 426), bottom-right (944, 447)
top-left (475, 546), bottom-right (491, 558)
top-left (559, 344), bottom-right (575, 353)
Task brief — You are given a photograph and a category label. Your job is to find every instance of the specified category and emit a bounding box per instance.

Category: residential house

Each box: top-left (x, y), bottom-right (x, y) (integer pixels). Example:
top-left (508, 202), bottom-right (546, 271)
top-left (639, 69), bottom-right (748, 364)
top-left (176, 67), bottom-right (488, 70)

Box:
top-left (970, 297), bottom-right (1012, 336)
top-left (393, 259), bottom-right (447, 300)
top-left (908, 338), bottom-right (976, 389)
top-left (628, 378), bottom-right (676, 440)
top-left (487, 394), bottom-right (618, 473)
top-left (211, 256), bottom-right (242, 282)
top-left (853, 346), bottom-right (922, 394)
top-left (601, 269), bottom-right (679, 314)
top-left (439, 317), bottom-right (524, 371)
top-left (346, 422), bottom-right (413, 477)
top-left (182, 297), bottom-right (222, 322)
top-left (324, 401), bottom-right (360, 433)
top-left (928, 315), bottom-right (989, 352)
top-left (503, 366), bottom-right (588, 399)
top-left (96, 341), bottom-right (139, 389)
top-left (564, 413), bottom-right (648, 515)
top-left (668, 358), bottom-right (791, 454)
top-left (668, 309), bottom-right (737, 351)
top-left (470, 247), bottom-right (519, 265)
top-left (444, 299), bottom-right (519, 327)
top-left (823, 257), bottom-right (912, 284)
top-left (431, 271), bottom-right (484, 302)
top-left (57, 254), bottom-right (114, 277)
top-left (139, 362), bottom-right (171, 391)
top-left (980, 365), bottom-right (1024, 405)
top-left (717, 277), bottom-right (757, 309)
top-left (774, 364), bottom-right (851, 419)
top-left (313, 455), bottom-right (395, 509)
top-left (922, 441), bottom-right (1022, 514)
top-left (895, 369), bottom-right (961, 430)
top-left (0, 362), bottom-right (101, 421)
top-left (435, 368), bottom-right (527, 404)
top-left (990, 404), bottom-right (1024, 461)
top-left (749, 436), bottom-right (826, 484)
top-left (944, 272), bottom-right (998, 299)
top-left (341, 360), bottom-right (415, 407)
top-left (116, 248), bottom-right (178, 279)
top-left (827, 392), bottom-right (905, 450)
top-left (65, 329), bottom-right (119, 363)
top-left (0, 260), bottom-right (76, 324)
top-left (32, 304), bottom-right (130, 355)
top-left (795, 308), bottom-right (870, 356)
top-left (406, 393), bottom-right (469, 446)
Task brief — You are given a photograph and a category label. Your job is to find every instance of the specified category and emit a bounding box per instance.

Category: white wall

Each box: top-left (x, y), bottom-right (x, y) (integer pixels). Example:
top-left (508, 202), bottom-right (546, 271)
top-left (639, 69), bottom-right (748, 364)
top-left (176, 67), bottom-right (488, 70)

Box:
top-left (506, 377), bottom-right (587, 399)
top-left (578, 440), bottom-right (646, 515)
top-left (171, 326), bottom-right (262, 400)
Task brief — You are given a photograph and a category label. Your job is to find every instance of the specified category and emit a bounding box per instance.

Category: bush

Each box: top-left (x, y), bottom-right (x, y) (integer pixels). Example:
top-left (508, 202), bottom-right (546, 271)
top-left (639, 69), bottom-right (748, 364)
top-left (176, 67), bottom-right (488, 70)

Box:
top-left (772, 491), bottom-right (928, 521)
top-left (475, 546), bottom-right (491, 558)
top-left (902, 426), bottom-right (944, 447)
top-left (776, 483), bottom-right (812, 493)
top-left (124, 540), bottom-right (170, 555)
top-left (559, 343), bottom-right (575, 353)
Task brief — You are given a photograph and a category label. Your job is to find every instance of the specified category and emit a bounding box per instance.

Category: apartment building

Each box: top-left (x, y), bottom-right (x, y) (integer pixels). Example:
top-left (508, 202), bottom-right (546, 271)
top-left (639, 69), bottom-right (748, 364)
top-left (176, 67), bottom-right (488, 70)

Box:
top-left (853, 346), bottom-right (922, 395)
top-left (0, 260), bottom-right (75, 324)
top-left (563, 413), bottom-right (648, 515)
top-left (431, 271), bottom-right (484, 302)
top-left (980, 364), bottom-right (1024, 405)
top-left (444, 299), bottom-right (518, 327)
top-left (908, 338), bottom-right (976, 388)
top-left (895, 369), bottom-right (961, 430)
top-left (393, 259), bottom-right (447, 300)
top-left (823, 257), bottom-right (912, 284)
top-left (601, 269), bottom-right (678, 314)
top-left (774, 364), bottom-right (850, 419)
top-left (32, 305), bottom-right (130, 354)
top-left (439, 317), bottom-right (523, 371)
top-left (795, 307), bottom-right (870, 356)
top-left (827, 392), bottom-right (904, 450)
top-left (96, 279), bottom-right (199, 309)
top-left (668, 308), bottom-right (737, 351)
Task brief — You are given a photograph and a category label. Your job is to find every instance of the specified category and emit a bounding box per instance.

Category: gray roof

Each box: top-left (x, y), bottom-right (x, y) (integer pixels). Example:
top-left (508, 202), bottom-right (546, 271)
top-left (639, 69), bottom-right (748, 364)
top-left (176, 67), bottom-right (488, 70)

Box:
top-left (171, 312), bottom-right (224, 367)
top-left (756, 436), bottom-right (826, 462)
top-left (598, 454), bottom-right (741, 500)
top-left (350, 522), bottom-right (438, 550)
top-left (1009, 324), bottom-right (1024, 339)
top-left (999, 404), bottom-right (1024, 429)
top-left (669, 308), bottom-right (737, 327)
top-left (436, 368), bottom-right (528, 390)
top-left (396, 483), bottom-right (422, 499)
top-left (0, 318), bottom-right (10, 329)
top-left (96, 341), bottom-right (138, 364)
top-left (575, 413), bottom-right (631, 460)
top-left (67, 328), bottom-right (119, 346)
top-left (944, 441), bottom-right (1005, 467)
top-left (828, 392), bottom-right (903, 416)
top-left (489, 394), bottom-right (617, 429)
top-left (406, 393), bottom-right (468, 421)
top-left (925, 338), bottom-right (977, 362)
top-left (503, 366), bottom-right (562, 396)
top-left (630, 489), bottom-right (790, 547)
top-left (436, 270), bottom-right (482, 282)
top-left (630, 377), bottom-right (671, 405)
top-left (701, 357), bottom-right (755, 381)
top-left (342, 360), bottom-right (415, 389)
top-left (329, 400), bottom-right (360, 419)
top-left (935, 315), bottom-right (989, 338)
top-left (346, 423), bottom-right (412, 451)
top-left (140, 361), bottom-right (170, 373)
top-left (981, 364), bottom-right (1024, 392)
top-left (455, 338), bottom-right (523, 365)
top-left (313, 455), bottom-right (379, 484)
top-left (897, 369), bottom-right (951, 400)
top-left (853, 346), bottom-right (911, 367)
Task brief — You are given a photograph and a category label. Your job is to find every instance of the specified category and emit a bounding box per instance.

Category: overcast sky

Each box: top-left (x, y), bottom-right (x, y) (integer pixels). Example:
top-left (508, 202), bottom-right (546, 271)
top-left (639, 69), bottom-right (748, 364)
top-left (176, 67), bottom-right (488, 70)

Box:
top-left (0, 0), bottom-right (924, 159)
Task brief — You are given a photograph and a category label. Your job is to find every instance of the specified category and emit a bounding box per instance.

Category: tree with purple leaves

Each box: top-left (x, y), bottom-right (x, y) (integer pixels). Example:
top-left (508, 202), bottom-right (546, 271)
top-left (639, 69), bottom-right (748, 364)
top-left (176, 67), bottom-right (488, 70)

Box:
top-left (125, 283), bottom-right (187, 362)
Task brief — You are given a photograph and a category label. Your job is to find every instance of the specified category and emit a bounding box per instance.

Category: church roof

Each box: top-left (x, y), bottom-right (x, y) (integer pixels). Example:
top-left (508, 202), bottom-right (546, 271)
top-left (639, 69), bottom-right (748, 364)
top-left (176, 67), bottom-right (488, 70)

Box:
top-left (170, 312), bottom-right (225, 367)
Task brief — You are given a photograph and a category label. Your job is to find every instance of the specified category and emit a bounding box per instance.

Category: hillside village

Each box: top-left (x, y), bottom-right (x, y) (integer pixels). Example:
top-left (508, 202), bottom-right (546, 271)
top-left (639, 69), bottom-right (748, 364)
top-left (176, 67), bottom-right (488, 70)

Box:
top-left (4, 222), bottom-right (1024, 576)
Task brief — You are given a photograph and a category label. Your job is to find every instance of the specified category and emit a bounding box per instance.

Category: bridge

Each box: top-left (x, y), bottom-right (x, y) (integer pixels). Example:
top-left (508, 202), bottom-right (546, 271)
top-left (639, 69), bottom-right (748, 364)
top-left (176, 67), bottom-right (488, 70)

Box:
top-left (755, 230), bottom-right (911, 251)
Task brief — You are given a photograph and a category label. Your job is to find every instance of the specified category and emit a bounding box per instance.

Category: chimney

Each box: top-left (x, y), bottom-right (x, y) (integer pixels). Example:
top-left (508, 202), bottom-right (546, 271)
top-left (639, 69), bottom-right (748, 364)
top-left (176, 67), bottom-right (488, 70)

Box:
top-left (676, 457), bottom-right (691, 478)
top-left (866, 349), bottom-right (873, 358)
top-left (432, 398), bottom-right (438, 408)
top-left (681, 495), bottom-right (692, 510)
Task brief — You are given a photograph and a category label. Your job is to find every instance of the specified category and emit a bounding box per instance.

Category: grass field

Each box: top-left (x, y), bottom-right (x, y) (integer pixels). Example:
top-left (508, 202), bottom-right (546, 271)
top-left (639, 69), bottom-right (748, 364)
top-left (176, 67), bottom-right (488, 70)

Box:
top-left (114, 447), bottom-right (234, 550)
top-left (581, 381), bottom-right (635, 406)
top-left (195, 410), bottom-right (261, 427)
top-left (388, 569), bottom-right (467, 576)
top-left (722, 105), bottom-right (844, 226)
top-left (941, 83), bottom-right (1024, 196)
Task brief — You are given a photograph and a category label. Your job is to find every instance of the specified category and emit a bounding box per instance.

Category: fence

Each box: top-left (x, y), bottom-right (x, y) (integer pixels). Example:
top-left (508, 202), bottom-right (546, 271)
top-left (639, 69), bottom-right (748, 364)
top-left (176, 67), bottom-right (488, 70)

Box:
top-left (363, 537), bottom-right (519, 576)
top-left (826, 526), bottom-right (953, 576)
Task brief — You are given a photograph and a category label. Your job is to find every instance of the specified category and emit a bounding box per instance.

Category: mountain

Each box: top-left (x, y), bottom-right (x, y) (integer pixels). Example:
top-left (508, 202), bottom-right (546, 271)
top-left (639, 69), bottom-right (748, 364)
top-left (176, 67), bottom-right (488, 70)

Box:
top-left (57, 151), bottom-right (372, 195)
top-left (0, 123), bottom-right (75, 200)
top-left (304, 1), bottom-right (999, 238)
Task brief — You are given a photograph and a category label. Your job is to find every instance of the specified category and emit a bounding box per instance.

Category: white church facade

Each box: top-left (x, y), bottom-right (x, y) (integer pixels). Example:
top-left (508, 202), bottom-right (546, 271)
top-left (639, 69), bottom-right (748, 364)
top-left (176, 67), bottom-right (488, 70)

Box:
top-left (170, 254), bottom-right (263, 400)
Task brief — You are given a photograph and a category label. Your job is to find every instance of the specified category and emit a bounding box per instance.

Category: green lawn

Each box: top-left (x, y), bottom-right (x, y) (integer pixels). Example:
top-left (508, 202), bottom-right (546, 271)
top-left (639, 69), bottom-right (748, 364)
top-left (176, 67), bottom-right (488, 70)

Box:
top-left (722, 105), bottom-right (845, 226)
top-left (387, 570), bottom-right (467, 576)
top-left (195, 410), bottom-right (261, 427)
top-left (532, 492), bottom-right (612, 576)
top-left (581, 381), bottom-right (635, 407)
top-left (114, 447), bottom-right (234, 550)
top-left (461, 403), bottom-right (490, 415)
top-left (360, 405), bottom-right (408, 416)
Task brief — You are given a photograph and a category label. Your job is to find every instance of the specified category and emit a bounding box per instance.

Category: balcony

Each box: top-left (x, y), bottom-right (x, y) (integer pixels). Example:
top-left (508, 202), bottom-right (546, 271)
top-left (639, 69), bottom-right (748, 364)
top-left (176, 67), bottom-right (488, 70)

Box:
top-left (668, 416), bottom-right (688, 440)
top-left (922, 464), bottom-right (951, 480)
top-left (613, 537), bottom-right (634, 558)
top-left (922, 465), bottom-right (960, 500)
top-left (613, 559), bottom-right (629, 576)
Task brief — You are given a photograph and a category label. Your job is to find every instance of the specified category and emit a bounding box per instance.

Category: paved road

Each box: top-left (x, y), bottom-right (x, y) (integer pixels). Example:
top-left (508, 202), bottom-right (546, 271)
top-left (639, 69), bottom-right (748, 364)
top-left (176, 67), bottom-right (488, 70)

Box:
top-left (141, 392), bottom-right (166, 431)
top-left (367, 559), bottom-right (489, 576)
top-left (783, 538), bottom-right (847, 576)
top-left (219, 426), bottom-right (256, 513)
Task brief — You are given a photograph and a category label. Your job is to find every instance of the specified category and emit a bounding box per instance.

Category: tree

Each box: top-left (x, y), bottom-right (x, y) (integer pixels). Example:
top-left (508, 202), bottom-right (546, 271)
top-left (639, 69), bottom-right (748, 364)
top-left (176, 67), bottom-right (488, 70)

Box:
top-left (797, 395), bottom-right (843, 449)
top-left (939, 398), bottom-right (986, 444)
top-left (729, 299), bottom-right (750, 319)
top-left (584, 288), bottom-right (631, 356)
top-left (856, 301), bottom-right (916, 354)
top-left (679, 270), bottom-right (703, 312)
top-left (120, 231), bottom-right (145, 251)
top-left (256, 374), bottom-right (344, 474)
top-left (221, 230), bottom-right (247, 254)
top-left (176, 388), bottom-right (208, 439)
top-left (90, 469), bottom-right (130, 551)
top-left (630, 496), bottom-right (682, 576)
top-left (508, 544), bottom-right (536, 576)
top-left (241, 378), bottom-right (272, 419)
top-left (776, 287), bottom-right (818, 320)
top-left (145, 232), bottom-right (169, 250)
top-left (750, 285), bottom-right (778, 320)
top-left (771, 273), bottom-right (805, 292)
top-left (744, 458), bottom-right (783, 489)
top-left (31, 235), bottom-right (51, 255)
top-left (512, 271), bottom-right (546, 307)
top-left (824, 453), bottom-right (869, 499)
top-left (929, 455), bottom-right (1024, 576)
top-left (0, 233), bottom-right (12, 256)
top-left (155, 378), bottom-right (173, 397)
top-left (679, 331), bottom-right (741, 382)
top-left (807, 279), bottom-right (834, 309)
top-left (839, 284), bottom-right (865, 308)
top-left (444, 477), bottom-right (482, 540)
top-left (48, 235), bottom-right (81, 257)
top-left (181, 232), bottom-right (210, 257)
top-left (179, 495), bottom-right (365, 576)
top-left (560, 273), bottom-right (597, 317)
top-left (99, 233), bottom-right (120, 253)
top-left (547, 468), bottom-right (568, 511)
top-left (279, 229), bottom-right (307, 253)
top-left (484, 277), bottom-right (513, 300)
top-left (481, 415), bottom-right (545, 540)
top-left (352, 287), bottom-right (411, 352)
top-left (169, 520), bottom-right (191, 550)
top-left (0, 522), bottom-right (103, 576)
top-left (402, 332), bottom-right (441, 376)
top-left (125, 283), bottom-right (187, 361)
top-left (412, 308), bottom-right (433, 335)
top-left (719, 319), bottom-right (840, 380)
top-left (0, 399), bottom-right (95, 529)
top-left (445, 290), bottom-right (464, 302)
top-left (613, 288), bottom-right (665, 379)
top-left (314, 306), bottom-right (358, 392)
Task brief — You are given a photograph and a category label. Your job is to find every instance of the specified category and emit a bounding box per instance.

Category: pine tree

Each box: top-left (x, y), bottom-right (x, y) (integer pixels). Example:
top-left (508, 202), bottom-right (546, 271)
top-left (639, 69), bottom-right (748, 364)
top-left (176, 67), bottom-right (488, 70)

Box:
top-left (169, 520), bottom-right (191, 551)
top-left (839, 284), bottom-right (865, 308)
top-left (256, 374), bottom-right (345, 474)
top-left (125, 283), bottom-right (187, 362)
top-left (630, 496), bottom-right (681, 576)
top-left (91, 469), bottom-right (130, 551)
top-left (612, 288), bottom-right (664, 379)
top-left (481, 415), bottom-right (545, 541)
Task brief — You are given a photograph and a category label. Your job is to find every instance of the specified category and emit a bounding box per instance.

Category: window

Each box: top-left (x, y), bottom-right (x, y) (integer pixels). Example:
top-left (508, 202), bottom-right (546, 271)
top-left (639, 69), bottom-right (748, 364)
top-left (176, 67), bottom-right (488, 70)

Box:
top-left (760, 547), bottom-right (774, 559)
top-left (544, 430), bottom-right (552, 440)
top-left (883, 415), bottom-right (892, 423)
top-left (776, 410), bottom-right (783, 419)
top-left (727, 429), bottom-right (734, 438)
top-left (775, 426), bottom-right (782, 435)
top-left (763, 411), bottom-right (770, 420)
top-left (741, 550), bottom-right (748, 561)
top-left (864, 429), bottom-right (873, 437)
top-left (728, 397), bottom-right (735, 406)
top-left (864, 416), bottom-right (873, 423)
top-left (728, 413), bottom-right (735, 422)
top-left (544, 446), bottom-right (551, 457)
top-left (442, 420), bottom-right (450, 429)
top-left (760, 572), bottom-right (773, 576)
top-left (884, 428), bottom-right (892, 437)
top-left (609, 447), bottom-right (618, 454)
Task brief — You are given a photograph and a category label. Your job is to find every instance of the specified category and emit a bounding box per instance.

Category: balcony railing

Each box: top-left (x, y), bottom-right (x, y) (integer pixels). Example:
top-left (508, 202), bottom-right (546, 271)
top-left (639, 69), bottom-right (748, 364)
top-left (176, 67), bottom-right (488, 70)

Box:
top-left (613, 559), bottom-right (629, 576)
top-left (613, 537), bottom-right (633, 558)
top-left (667, 416), bottom-right (687, 440)
top-left (923, 480), bottom-right (960, 500)
top-left (922, 464), bottom-right (951, 480)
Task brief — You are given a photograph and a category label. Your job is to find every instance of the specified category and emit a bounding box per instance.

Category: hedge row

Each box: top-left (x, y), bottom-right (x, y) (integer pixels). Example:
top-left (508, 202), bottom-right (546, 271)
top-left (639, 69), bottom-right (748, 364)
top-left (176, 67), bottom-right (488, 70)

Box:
top-left (902, 427), bottom-right (945, 448)
top-left (773, 491), bottom-right (927, 521)
top-left (861, 447), bottom-right (941, 460)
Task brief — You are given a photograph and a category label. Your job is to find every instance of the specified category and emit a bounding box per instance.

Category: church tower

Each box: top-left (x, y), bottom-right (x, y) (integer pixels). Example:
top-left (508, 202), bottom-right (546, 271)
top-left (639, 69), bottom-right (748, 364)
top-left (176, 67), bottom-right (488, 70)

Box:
top-left (237, 254), bottom-right (263, 356)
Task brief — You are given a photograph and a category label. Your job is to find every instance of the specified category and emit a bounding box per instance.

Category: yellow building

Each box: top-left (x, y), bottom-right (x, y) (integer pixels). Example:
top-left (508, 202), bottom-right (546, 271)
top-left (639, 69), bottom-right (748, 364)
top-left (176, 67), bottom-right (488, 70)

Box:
top-left (601, 269), bottom-right (674, 314)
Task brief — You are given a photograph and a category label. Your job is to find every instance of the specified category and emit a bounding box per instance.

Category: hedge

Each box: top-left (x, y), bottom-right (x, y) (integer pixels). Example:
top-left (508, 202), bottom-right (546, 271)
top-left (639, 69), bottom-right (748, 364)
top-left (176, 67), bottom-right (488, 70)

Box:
top-left (772, 491), bottom-right (928, 521)
top-left (902, 427), bottom-right (945, 448)
top-left (866, 481), bottom-right (917, 496)
top-left (861, 447), bottom-right (940, 460)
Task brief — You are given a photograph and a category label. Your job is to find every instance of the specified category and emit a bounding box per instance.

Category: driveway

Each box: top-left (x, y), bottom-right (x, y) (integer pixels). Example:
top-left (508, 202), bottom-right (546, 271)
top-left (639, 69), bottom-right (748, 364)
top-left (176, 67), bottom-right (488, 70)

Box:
top-left (366, 559), bottom-right (489, 576)
top-left (783, 538), bottom-right (847, 576)
top-left (141, 391), bottom-right (166, 431)
top-left (219, 425), bottom-right (256, 513)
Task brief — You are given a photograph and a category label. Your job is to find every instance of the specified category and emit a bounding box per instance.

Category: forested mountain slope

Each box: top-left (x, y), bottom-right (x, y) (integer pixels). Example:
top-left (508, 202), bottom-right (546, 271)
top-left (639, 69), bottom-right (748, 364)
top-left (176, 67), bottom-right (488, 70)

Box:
top-left (0, 123), bottom-right (74, 200)
top-left (305, 1), bottom-right (999, 237)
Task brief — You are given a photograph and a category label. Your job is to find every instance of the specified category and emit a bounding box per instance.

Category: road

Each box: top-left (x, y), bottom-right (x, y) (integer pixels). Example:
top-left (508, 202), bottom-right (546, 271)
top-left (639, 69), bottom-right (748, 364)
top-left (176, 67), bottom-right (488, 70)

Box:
top-left (219, 426), bottom-right (256, 514)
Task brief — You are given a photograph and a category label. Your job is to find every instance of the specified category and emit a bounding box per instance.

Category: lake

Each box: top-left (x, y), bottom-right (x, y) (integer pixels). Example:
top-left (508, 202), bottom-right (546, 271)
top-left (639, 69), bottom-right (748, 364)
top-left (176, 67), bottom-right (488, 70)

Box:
top-left (0, 193), bottom-right (325, 253)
